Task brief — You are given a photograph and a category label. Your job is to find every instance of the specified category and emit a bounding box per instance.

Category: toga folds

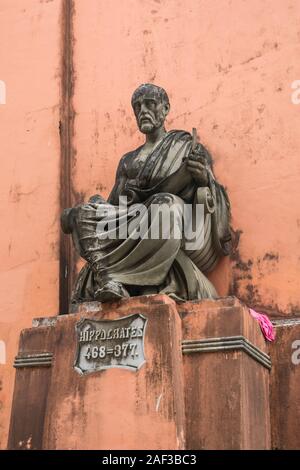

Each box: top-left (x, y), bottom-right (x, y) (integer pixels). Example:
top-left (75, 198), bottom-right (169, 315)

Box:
top-left (68, 130), bottom-right (232, 304)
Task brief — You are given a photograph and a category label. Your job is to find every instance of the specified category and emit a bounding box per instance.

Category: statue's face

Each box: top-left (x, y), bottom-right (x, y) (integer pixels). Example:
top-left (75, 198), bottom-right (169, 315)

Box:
top-left (132, 93), bottom-right (169, 134)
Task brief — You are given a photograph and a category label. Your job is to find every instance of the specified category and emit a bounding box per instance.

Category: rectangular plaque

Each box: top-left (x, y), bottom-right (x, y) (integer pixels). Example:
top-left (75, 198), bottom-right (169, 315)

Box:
top-left (74, 313), bottom-right (147, 375)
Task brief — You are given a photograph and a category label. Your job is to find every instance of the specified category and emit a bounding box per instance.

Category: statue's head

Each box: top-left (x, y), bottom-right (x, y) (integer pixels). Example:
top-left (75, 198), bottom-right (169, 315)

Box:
top-left (131, 83), bottom-right (170, 134)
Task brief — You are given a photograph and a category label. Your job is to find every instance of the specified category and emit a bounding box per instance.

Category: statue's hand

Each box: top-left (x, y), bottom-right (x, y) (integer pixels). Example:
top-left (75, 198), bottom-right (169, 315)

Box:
top-left (88, 194), bottom-right (107, 204)
top-left (186, 149), bottom-right (209, 186)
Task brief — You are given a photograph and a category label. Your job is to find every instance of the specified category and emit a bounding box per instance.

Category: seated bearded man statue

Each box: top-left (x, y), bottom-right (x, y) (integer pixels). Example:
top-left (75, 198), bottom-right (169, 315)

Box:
top-left (61, 84), bottom-right (233, 305)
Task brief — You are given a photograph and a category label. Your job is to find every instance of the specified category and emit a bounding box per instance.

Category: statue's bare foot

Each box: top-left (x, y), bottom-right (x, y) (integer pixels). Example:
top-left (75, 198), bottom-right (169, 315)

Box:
top-left (94, 280), bottom-right (130, 302)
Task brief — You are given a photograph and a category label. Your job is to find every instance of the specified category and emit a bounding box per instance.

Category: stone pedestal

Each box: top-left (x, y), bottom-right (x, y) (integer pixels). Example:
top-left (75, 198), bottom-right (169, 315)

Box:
top-left (269, 319), bottom-right (300, 449)
top-left (8, 295), bottom-right (272, 450)
top-left (8, 295), bottom-right (185, 450)
top-left (179, 297), bottom-right (271, 450)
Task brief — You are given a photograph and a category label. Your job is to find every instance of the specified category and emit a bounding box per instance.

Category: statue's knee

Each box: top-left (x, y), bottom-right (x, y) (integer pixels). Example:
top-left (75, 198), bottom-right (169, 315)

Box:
top-left (61, 208), bottom-right (74, 234)
top-left (61, 203), bottom-right (93, 234)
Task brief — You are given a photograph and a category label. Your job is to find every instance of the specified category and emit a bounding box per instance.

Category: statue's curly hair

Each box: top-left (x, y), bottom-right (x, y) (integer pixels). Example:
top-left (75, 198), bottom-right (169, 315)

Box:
top-left (131, 83), bottom-right (169, 107)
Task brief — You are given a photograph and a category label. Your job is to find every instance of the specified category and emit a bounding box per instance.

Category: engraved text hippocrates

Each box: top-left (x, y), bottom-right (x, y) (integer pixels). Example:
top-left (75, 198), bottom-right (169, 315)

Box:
top-left (74, 313), bottom-right (147, 374)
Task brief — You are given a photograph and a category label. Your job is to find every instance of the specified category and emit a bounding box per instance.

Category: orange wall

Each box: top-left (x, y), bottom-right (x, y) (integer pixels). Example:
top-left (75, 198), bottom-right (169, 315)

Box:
top-left (1, 0), bottom-right (300, 449)
top-left (0, 0), bottom-right (62, 448)
top-left (72, 0), bottom-right (300, 316)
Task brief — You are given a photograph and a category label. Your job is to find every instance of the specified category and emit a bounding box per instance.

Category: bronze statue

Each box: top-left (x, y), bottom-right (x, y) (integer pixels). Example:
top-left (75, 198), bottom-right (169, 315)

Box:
top-left (61, 84), bottom-right (232, 305)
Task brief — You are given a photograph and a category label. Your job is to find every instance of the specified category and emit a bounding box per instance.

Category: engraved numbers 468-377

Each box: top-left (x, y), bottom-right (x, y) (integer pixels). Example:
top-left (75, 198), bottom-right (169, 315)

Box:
top-left (84, 342), bottom-right (138, 360)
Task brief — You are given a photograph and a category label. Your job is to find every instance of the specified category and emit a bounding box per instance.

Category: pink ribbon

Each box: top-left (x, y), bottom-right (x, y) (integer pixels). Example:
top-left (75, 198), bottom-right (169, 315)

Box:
top-left (249, 308), bottom-right (276, 342)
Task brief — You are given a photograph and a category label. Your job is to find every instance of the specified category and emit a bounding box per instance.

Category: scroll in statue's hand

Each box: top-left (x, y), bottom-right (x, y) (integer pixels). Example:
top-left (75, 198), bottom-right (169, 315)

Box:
top-left (186, 145), bottom-right (209, 186)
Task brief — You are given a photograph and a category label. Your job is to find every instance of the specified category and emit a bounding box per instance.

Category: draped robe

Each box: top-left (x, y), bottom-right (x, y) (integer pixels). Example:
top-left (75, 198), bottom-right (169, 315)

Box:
top-left (68, 130), bottom-right (232, 304)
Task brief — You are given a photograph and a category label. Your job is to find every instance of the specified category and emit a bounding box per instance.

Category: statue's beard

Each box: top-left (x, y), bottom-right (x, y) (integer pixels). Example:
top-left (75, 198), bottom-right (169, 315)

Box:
top-left (139, 121), bottom-right (155, 133)
top-left (138, 115), bottom-right (165, 134)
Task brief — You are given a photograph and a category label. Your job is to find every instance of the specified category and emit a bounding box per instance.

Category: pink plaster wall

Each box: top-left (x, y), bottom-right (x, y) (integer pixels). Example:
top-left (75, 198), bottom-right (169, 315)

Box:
top-left (0, 0), bottom-right (300, 449)
top-left (0, 0), bottom-right (62, 448)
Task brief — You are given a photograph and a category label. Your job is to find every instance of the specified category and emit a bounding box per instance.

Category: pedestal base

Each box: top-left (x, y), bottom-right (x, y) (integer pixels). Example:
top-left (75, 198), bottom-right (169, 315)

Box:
top-left (179, 297), bottom-right (271, 449)
top-left (8, 295), bottom-right (272, 450)
top-left (270, 319), bottom-right (300, 449)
